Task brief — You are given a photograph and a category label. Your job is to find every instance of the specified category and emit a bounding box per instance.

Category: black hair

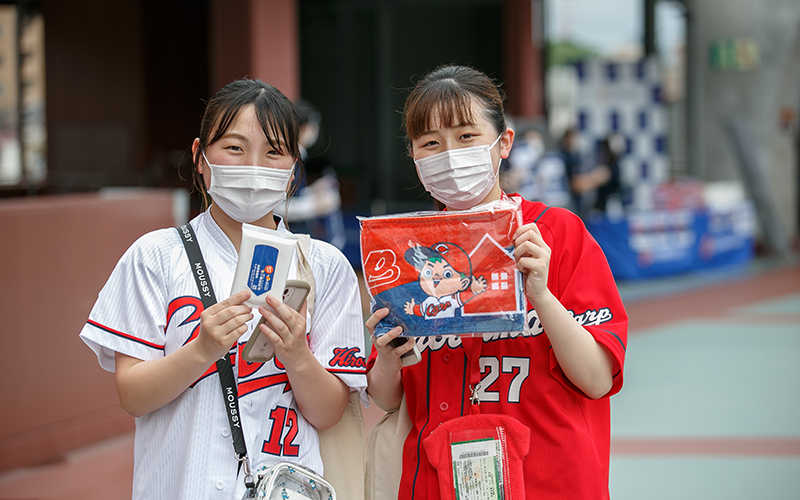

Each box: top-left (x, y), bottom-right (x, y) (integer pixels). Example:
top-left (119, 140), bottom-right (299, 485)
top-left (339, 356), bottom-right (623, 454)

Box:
top-left (403, 64), bottom-right (506, 150)
top-left (191, 79), bottom-right (301, 207)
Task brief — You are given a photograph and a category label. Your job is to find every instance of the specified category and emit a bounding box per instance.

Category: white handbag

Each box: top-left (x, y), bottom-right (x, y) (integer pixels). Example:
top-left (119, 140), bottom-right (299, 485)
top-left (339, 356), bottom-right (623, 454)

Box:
top-left (248, 462), bottom-right (336, 500)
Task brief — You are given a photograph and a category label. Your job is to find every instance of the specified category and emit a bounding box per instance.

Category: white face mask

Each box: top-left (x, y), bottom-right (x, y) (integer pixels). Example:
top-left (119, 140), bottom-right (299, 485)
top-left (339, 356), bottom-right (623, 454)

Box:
top-left (414, 134), bottom-right (502, 210)
top-left (203, 152), bottom-right (294, 223)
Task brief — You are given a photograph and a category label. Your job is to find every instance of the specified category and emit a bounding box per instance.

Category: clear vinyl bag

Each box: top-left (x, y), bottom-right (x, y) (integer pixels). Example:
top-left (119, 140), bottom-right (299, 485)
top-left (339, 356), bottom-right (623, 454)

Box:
top-left (423, 414), bottom-right (531, 500)
top-left (359, 198), bottom-right (526, 338)
top-left (244, 462), bottom-right (335, 500)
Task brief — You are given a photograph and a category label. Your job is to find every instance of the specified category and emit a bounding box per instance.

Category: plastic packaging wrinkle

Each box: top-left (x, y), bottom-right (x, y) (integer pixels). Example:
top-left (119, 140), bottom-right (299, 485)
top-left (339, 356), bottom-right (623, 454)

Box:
top-left (358, 198), bottom-right (526, 338)
top-left (231, 223), bottom-right (298, 310)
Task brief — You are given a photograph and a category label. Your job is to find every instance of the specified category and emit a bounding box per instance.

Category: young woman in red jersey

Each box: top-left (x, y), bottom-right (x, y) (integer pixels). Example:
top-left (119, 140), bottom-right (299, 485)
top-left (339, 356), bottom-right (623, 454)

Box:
top-left (366, 64), bottom-right (628, 500)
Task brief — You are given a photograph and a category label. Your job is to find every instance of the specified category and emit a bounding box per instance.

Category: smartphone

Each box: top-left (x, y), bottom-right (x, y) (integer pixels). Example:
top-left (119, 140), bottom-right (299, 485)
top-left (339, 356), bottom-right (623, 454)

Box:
top-left (389, 336), bottom-right (422, 367)
top-left (241, 280), bottom-right (310, 363)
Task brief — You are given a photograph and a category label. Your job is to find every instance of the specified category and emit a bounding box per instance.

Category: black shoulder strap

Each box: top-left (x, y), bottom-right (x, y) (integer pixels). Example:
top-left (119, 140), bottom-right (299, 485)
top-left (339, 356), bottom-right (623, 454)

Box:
top-left (176, 224), bottom-right (254, 489)
top-left (177, 224), bottom-right (218, 308)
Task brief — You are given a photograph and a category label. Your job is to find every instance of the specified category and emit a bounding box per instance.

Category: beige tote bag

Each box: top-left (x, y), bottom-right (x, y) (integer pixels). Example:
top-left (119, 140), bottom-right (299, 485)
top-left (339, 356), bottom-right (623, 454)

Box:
top-left (297, 235), bottom-right (367, 500)
top-left (365, 395), bottom-right (412, 500)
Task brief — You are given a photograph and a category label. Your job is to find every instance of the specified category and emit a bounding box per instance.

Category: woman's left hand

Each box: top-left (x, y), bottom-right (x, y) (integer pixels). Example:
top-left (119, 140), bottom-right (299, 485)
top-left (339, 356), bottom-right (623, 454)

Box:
top-left (514, 223), bottom-right (552, 306)
top-left (258, 295), bottom-right (311, 368)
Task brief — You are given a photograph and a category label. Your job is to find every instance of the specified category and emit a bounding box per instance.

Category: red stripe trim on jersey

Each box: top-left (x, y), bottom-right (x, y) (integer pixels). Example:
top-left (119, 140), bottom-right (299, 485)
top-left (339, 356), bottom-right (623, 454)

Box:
top-left (238, 373), bottom-right (291, 398)
top-left (327, 368), bottom-right (368, 375)
top-left (86, 320), bottom-right (165, 350)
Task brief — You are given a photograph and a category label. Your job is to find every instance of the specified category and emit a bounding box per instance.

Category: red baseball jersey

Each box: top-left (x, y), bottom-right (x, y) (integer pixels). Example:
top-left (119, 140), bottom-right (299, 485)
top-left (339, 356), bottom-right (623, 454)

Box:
top-left (368, 196), bottom-right (628, 500)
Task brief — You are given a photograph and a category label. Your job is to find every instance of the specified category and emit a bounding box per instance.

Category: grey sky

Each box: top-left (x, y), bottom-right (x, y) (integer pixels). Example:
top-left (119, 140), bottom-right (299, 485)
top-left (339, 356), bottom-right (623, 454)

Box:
top-left (546, 0), bottom-right (685, 59)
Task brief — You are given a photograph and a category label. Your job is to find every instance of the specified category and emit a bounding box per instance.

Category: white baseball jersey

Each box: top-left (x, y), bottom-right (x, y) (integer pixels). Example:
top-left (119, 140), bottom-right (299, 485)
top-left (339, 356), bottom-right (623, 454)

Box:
top-left (80, 211), bottom-right (367, 500)
top-left (418, 293), bottom-right (464, 319)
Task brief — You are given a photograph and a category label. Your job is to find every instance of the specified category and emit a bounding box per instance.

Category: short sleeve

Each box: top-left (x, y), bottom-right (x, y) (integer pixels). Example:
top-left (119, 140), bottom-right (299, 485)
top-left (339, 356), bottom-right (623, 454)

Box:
top-left (538, 208), bottom-right (628, 397)
top-left (79, 229), bottom-right (176, 372)
top-left (307, 240), bottom-right (369, 405)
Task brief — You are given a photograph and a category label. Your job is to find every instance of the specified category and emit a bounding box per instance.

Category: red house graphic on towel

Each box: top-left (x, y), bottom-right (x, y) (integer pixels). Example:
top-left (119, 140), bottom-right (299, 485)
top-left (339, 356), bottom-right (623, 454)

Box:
top-left (464, 234), bottom-right (519, 315)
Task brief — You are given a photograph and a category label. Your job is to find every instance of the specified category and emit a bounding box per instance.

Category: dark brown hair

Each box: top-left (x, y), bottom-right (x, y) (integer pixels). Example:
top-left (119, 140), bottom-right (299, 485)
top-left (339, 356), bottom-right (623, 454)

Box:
top-left (191, 79), bottom-right (302, 207)
top-left (403, 65), bottom-right (506, 149)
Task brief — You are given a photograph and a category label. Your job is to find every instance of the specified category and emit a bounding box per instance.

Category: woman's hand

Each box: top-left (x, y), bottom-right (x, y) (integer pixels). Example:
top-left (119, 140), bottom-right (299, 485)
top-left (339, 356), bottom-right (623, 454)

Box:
top-left (365, 308), bottom-right (410, 411)
top-left (512, 223), bottom-right (615, 399)
top-left (514, 223), bottom-right (552, 307)
top-left (366, 308), bottom-right (414, 375)
top-left (257, 295), bottom-right (350, 430)
top-left (196, 290), bottom-right (254, 363)
top-left (258, 294), bottom-right (311, 369)
top-left (115, 290), bottom-right (255, 417)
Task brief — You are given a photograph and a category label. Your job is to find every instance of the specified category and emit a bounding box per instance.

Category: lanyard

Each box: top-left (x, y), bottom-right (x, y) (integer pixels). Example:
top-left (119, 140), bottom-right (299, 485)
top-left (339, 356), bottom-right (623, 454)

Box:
top-left (177, 224), bottom-right (255, 489)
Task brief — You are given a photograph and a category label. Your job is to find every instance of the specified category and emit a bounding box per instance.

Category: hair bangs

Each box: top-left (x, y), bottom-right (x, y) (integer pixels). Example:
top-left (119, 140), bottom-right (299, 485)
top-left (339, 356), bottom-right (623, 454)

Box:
top-left (405, 82), bottom-right (475, 140)
top-left (253, 90), bottom-right (300, 159)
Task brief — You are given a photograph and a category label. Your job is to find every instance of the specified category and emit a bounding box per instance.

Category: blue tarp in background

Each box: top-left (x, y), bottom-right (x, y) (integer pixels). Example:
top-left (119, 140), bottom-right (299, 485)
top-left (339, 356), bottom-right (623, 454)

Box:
top-left (586, 202), bottom-right (756, 281)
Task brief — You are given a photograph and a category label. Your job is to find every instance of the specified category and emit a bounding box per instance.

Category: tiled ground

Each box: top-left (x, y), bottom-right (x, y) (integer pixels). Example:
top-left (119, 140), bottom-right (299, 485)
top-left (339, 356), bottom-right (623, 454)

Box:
top-left (609, 260), bottom-right (800, 499)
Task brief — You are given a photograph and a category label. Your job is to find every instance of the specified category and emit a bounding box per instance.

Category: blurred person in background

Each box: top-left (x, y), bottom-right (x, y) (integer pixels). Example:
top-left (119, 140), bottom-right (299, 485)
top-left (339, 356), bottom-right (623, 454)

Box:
top-left (276, 98), bottom-right (346, 249)
top-left (559, 127), bottom-right (612, 219)
top-left (500, 127), bottom-right (545, 196)
top-left (593, 132), bottom-right (625, 215)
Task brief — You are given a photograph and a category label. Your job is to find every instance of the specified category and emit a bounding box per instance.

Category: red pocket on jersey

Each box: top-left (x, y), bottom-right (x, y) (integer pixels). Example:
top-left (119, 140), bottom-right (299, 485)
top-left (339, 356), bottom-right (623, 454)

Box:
top-left (423, 413), bottom-right (531, 500)
top-left (359, 199), bottom-right (526, 337)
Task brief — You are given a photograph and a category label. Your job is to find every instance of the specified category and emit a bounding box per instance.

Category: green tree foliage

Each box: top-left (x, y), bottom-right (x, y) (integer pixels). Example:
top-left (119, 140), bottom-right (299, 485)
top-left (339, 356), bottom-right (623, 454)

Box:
top-left (547, 40), bottom-right (599, 67)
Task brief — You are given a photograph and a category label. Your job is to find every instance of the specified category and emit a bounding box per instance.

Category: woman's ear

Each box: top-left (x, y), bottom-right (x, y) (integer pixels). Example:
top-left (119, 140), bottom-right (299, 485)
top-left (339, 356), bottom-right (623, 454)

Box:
top-left (500, 127), bottom-right (515, 159)
top-left (191, 138), bottom-right (202, 174)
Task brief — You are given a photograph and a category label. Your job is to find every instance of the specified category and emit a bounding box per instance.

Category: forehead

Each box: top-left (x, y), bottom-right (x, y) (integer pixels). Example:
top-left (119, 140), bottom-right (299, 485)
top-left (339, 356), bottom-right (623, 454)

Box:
top-left (424, 100), bottom-right (488, 132)
top-left (223, 105), bottom-right (271, 136)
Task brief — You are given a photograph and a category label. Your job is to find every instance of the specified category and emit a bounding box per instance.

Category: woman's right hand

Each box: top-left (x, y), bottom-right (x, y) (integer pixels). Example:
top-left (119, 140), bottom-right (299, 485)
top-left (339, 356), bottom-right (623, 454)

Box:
top-left (366, 308), bottom-right (414, 375)
top-left (195, 290), bottom-right (254, 363)
top-left (115, 289), bottom-right (254, 418)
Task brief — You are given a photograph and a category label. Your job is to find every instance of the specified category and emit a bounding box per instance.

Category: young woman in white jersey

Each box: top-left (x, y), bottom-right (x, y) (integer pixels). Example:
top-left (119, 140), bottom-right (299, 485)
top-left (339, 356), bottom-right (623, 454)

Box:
top-left (80, 79), bottom-right (366, 500)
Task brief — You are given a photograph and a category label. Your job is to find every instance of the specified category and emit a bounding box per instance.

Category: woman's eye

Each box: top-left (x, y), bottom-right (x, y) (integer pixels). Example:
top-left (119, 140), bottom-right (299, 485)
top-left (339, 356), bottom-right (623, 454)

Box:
top-left (225, 145), bottom-right (243, 152)
top-left (443, 270), bottom-right (453, 279)
top-left (422, 268), bottom-right (433, 278)
top-left (460, 133), bottom-right (475, 141)
top-left (422, 140), bottom-right (438, 148)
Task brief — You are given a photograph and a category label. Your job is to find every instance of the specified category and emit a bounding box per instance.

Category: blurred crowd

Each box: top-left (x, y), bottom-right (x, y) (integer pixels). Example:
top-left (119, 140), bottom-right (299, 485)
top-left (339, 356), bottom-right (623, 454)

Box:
top-left (500, 123), bottom-right (626, 221)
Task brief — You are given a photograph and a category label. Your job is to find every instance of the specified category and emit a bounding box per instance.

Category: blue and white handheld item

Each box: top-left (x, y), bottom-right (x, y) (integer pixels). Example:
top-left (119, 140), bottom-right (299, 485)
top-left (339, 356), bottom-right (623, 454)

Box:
top-left (231, 223), bottom-right (297, 311)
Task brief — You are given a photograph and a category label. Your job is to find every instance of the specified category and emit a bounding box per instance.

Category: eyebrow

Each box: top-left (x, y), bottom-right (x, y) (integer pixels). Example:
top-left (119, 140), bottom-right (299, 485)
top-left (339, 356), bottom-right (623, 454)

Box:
top-left (220, 132), bottom-right (288, 151)
top-left (419, 121), bottom-right (476, 137)
top-left (219, 132), bottom-right (251, 142)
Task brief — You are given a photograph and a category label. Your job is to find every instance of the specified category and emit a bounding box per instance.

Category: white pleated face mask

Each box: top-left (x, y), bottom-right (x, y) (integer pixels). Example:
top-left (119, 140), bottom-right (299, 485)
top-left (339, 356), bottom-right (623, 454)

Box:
top-left (414, 134), bottom-right (502, 210)
top-left (203, 152), bottom-right (294, 223)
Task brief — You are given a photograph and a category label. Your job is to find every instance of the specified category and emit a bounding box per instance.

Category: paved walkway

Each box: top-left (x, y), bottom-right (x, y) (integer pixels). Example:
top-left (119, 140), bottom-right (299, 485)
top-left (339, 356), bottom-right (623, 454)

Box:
top-left (610, 256), bottom-right (800, 499)
top-left (1, 255), bottom-right (798, 499)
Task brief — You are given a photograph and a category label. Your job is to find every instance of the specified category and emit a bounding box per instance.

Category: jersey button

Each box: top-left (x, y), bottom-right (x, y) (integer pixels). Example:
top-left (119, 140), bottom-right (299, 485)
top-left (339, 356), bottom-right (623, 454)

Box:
top-left (439, 402), bottom-right (449, 412)
top-left (442, 353), bottom-right (452, 363)
top-left (215, 480), bottom-right (225, 490)
top-left (222, 428), bottom-right (231, 438)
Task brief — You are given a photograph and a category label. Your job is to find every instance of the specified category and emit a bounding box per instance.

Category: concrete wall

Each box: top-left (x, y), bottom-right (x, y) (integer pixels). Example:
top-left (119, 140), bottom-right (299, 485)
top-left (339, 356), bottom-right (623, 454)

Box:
top-left (0, 190), bottom-right (183, 471)
top-left (692, 0), bottom-right (800, 243)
